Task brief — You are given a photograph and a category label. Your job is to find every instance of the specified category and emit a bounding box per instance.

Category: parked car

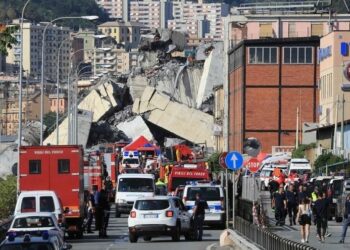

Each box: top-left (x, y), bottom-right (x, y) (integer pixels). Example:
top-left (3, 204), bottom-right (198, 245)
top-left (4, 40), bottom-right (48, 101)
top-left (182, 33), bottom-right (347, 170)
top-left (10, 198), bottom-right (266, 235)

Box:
top-left (14, 191), bottom-right (64, 225)
top-left (128, 196), bottom-right (194, 243)
top-left (8, 212), bottom-right (64, 241)
top-left (0, 230), bottom-right (71, 250)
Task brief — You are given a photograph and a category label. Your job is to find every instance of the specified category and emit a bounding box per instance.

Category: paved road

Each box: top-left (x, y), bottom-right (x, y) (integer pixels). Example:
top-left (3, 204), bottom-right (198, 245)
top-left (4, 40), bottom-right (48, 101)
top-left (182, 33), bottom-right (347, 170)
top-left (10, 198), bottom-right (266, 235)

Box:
top-left (67, 214), bottom-right (221, 250)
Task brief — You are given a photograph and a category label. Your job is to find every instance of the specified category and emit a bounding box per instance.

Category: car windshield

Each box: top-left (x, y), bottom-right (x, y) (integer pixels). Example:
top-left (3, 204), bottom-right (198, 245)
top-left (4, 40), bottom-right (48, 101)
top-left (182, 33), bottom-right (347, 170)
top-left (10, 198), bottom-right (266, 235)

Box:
top-left (135, 200), bottom-right (169, 210)
top-left (118, 178), bottom-right (154, 192)
top-left (124, 168), bottom-right (139, 173)
top-left (123, 158), bottom-right (139, 164)
top-left (13, 216), bottom-right (54, 228)
top-left (187, 187), bottom-right (221, 201)
top-left (0, 243), bottom-right (54, 250)
top-left (292, 169), bottom-right (311, 175)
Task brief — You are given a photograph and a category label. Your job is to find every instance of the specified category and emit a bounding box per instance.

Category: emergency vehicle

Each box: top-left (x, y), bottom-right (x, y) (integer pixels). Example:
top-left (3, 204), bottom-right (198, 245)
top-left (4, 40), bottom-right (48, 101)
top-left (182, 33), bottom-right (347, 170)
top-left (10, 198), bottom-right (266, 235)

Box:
top-left (19, 145), bottom-right (85, 238)
top-left (160, 163), bottom-right (210, 192)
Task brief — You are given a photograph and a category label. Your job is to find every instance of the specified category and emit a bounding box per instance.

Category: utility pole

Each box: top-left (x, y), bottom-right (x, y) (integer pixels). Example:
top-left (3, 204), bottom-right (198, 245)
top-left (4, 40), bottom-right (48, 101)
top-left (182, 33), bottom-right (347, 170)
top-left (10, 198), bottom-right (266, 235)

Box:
top-left (296, 107), bottom-right (299, 149)
top-left (341, 93), bottom-right (345, 156)
top-left (334, 95), bottom-right (339, 153)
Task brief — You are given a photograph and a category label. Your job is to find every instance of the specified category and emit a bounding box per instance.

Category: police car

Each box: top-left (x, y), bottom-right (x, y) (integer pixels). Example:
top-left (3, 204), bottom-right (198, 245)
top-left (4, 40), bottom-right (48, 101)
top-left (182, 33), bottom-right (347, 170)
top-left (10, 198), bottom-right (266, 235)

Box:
top-left (182, 181), bottom-right (225, 227)
top-left (0, 230), bottom-right (71, 250)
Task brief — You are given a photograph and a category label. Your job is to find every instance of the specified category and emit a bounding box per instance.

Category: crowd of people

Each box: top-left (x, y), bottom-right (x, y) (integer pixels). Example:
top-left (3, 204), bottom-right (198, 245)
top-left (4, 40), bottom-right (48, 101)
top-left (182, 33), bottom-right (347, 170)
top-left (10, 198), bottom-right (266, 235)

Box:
top-left (270, 179), bottom-right (350, 244)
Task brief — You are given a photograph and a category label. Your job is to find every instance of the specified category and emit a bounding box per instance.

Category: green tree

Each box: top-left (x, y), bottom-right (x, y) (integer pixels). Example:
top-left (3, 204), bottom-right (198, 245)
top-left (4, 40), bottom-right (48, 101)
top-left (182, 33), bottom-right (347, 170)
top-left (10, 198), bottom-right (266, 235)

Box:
top-left (0, 25), bottom-right (19, 56)
top-left (292, 143), bottom-right (316, 158)
top-left (0, 176), bottom-right (17, 219)
top-left (207, 152), bottom-right (223, 174)
top-left (43, 111), bottom-right (57, 131)
top-left (314, 152), bottom-right (344, 171)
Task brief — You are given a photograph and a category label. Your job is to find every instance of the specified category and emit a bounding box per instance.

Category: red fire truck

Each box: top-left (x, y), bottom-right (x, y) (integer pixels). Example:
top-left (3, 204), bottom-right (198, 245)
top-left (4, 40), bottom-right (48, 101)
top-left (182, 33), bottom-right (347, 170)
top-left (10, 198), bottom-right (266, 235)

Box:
top-left (160, 163), bottom-right (210, 192)
top-left (19, 145), bottom-right (85, 238)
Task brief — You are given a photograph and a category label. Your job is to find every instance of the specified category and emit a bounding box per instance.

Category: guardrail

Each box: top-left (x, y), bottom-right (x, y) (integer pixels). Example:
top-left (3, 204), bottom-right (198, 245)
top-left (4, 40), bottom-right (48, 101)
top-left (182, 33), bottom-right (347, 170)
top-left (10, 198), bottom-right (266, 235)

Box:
top-left (0, 218), bottom-right (12, 242)
top-left (235, 216), bottom-right (317, 250)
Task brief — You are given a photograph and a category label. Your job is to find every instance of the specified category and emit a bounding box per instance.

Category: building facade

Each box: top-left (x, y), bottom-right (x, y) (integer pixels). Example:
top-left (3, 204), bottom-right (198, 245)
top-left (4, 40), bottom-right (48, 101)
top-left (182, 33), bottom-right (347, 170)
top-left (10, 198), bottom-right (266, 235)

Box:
top-left (49, 93), bottom-right (68, 114)
top-left (1, 92), bottom-right (50, 136)
top-left (229, 14), bottom-right (350, 44)
top-left (6, 19), bottom-right (71, 82)
top-left (98, 21), bottom-right (141, 50)
top-left (228, 38), bottom-right (320, 153)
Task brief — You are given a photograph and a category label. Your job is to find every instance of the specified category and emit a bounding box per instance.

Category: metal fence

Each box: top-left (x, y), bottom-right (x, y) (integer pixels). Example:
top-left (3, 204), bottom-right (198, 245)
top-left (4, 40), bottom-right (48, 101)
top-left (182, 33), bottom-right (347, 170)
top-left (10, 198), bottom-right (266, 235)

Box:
top-left (235, 216), bottom-right (317, 250)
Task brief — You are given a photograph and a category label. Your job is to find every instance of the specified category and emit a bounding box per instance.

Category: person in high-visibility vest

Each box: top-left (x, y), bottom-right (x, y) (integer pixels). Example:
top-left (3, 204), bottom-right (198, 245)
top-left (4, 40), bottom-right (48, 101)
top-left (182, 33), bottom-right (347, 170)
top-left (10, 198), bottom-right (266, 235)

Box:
top-left (155, 178), bottom-right (167, 195)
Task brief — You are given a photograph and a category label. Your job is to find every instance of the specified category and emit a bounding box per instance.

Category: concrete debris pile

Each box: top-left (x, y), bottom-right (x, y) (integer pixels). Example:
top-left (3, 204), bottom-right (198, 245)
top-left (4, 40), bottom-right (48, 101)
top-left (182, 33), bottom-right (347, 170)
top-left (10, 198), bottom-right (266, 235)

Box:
top-left (133, 86), bottom-right (214, 148)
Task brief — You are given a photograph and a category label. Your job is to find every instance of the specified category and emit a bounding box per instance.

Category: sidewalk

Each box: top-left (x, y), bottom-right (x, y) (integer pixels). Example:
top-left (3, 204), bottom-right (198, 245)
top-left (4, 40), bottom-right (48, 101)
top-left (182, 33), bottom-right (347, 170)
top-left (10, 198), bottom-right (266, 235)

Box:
top-left (269, 219), bottom-right (350, 250)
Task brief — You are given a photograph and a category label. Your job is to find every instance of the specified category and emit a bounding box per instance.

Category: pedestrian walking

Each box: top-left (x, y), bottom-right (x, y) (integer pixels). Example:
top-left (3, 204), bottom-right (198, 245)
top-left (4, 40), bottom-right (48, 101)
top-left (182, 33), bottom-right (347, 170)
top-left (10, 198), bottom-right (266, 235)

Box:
top-left (296, 198), bottom-right (312, 243)
top-left (339, 194), bottom-right (350, 243)
top-left (286, 184), bottom-right (298, 226)
top-left (297, 185), bottom-right (307, 205)
top-left (314, 192), bottom-right (330, 243)
top-left (98, 183), bottom-right (110, 238)
top-left (272, 185), bottom-right (287, 226)
top-left (192, 193), bottom-right (208, 241)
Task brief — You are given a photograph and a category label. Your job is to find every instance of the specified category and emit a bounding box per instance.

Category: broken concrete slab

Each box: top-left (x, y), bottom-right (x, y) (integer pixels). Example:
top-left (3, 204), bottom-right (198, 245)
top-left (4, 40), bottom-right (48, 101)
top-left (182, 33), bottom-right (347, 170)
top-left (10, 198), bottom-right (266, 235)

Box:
top-left (117, 115), bottom-right (154, 141)
top-left (44, 110), bottom-right (93, 147)
top-left (133, 87), bottom-right (214, 148)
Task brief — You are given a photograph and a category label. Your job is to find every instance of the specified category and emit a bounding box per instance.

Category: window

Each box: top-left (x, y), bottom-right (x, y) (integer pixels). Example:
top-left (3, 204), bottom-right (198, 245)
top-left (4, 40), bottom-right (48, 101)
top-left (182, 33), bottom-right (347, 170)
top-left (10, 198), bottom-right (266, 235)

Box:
top-left (134, 200), bottom-right (170, 210)
top-left (29, 160), bottom-right (41, 174)
top-left (248, 47), bottom-right (277, 64)
top-left (58, 159), bottom-right (70, 173)
top-left (259, 23), bottom-right (273, 38)
top-left (21, 197), bottom-right (36, 212)
top-left (311, 23), bottom-right (323, 37)
top-left (284, 47), bottom-right (313, 64)
top-left (288, 22), bottom-right (296, 37)
top-left (40, 196), bottom-right (55, 212)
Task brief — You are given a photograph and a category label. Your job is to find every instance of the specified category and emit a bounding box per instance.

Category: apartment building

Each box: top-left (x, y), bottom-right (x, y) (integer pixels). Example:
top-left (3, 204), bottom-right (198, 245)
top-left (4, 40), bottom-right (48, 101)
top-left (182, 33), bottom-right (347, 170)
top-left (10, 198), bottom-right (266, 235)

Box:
top-left (6, 19), bottom-right (71, 82)
top-left (228, 37), bottom-right (320, 153)
top-left (1, 91), bottom-right (50, 136)
top-left (98, 21), bottom-right (141, 50)
top-left (96, 0), bottom-right (172, 29)
top-left (168, 0), bottom-right (229, 40)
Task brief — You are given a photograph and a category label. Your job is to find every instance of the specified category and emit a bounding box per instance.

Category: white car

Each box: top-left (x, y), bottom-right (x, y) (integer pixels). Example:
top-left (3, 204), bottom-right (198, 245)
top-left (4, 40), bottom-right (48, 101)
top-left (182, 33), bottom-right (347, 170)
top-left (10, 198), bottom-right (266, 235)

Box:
top-left (8, 212), bottom-right (64, 242)
top-left (128, 196), bottom-right (194, 243)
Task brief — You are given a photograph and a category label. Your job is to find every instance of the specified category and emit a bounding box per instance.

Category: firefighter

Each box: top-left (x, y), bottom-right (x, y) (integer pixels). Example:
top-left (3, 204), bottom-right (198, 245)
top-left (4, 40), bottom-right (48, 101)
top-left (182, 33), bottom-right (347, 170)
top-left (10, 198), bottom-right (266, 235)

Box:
top-left (155, 178), bottom-right (167, 195)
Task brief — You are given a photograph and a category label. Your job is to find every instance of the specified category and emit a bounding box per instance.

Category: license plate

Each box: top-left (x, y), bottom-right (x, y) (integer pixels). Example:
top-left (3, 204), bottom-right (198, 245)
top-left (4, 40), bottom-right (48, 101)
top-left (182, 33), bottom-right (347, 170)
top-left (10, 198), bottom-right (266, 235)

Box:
top-left (144, 214), bottom-right (158, 218)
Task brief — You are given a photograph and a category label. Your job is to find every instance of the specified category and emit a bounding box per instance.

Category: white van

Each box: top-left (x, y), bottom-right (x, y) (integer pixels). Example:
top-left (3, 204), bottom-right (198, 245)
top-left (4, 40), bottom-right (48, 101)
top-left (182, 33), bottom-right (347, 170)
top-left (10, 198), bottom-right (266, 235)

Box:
top-left (182, 182), bottom-right (225, 227)
top-left (115, 174), bottom-right (155, 217)
top-left (288, 158), bottom-right (312, 176)
top-left (121, 151), bottom-right (140, 169)
top-left (14, 191), bottom-right (64, 224)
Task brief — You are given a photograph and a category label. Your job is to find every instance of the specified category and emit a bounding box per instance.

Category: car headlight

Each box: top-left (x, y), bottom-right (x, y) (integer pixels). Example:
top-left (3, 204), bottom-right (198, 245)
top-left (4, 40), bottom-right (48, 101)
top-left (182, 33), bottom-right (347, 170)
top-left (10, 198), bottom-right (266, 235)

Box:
top-left (116, 199), bottom-right (127, 204)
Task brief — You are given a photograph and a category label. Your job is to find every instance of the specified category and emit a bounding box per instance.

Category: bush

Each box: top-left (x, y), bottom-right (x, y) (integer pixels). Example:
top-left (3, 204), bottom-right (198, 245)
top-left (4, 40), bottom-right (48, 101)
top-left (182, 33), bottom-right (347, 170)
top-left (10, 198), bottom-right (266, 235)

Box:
top-left (207, 152), bottom-right (222, 174)
top-left (292, 143), bottom-right (316, 158)
top-left (0, 176), bottom-right (17, 219)
top-left (314, 152), bottom-right (344, 171)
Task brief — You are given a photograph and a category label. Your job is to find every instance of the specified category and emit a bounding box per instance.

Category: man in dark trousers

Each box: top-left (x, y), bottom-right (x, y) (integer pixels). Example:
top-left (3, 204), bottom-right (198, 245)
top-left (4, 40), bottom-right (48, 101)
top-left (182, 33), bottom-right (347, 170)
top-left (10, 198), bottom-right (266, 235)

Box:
top-left (286, 184), bottom-right (298, 226)
top-left (98, 183), bottom-right (110, 238)
top-left (339, 194), bottom-right (350, 243)
top-left (272, 185), bottom-right (287, 226)
top-left (314, 192), bottom-right (330, 243)
top-left (192, 193), bottom-right (208, 241)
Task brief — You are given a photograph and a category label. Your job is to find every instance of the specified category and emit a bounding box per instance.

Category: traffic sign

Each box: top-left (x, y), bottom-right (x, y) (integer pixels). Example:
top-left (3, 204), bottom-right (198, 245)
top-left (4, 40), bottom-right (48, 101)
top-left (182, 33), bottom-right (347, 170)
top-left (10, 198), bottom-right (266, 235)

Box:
top-left (246, 158), bottom-right (260, 173)
top-left (225, 151), bottom-right (243, 171)
top-left (219, 152), bottom-right (228, 169)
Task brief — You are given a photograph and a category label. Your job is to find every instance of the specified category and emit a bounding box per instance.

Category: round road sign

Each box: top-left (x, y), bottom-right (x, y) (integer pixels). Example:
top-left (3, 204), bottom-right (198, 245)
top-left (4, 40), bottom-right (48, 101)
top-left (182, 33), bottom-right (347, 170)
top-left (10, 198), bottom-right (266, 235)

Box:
top-left (246, 158), bottom-right (260, 173)
top-left (219, 152), bottom-right (227, 169)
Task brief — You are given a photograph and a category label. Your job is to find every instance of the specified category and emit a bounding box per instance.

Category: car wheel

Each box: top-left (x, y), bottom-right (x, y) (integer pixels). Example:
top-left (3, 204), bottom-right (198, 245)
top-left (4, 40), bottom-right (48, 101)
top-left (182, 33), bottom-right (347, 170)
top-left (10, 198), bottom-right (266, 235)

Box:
top-left (184, 232), bottom-right (191, 241)
top-left (143, 236), bottom-right (152, 241)
top-left (172, 224), bottom-right (181, 242)
top-left (336, 217), bottom-right (343, 223)
top-left (115, 208), bottom-right (121, 218)
top-left (129, 233), bottom-right (138, 243)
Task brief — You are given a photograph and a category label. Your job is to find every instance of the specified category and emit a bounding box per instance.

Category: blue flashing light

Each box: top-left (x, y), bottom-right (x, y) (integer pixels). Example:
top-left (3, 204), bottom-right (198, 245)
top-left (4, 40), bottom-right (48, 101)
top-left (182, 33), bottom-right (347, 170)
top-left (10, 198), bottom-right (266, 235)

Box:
top-left (7, 232), bottom-right (16, 242)
top-left (42, 231), bottom-right (49, 240)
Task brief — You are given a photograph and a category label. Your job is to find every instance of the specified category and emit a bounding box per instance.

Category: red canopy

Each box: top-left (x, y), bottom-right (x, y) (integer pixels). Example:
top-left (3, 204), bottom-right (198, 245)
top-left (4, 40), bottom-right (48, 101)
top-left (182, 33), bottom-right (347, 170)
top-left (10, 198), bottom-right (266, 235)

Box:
top-left (123, 136), bottom-right (150, 151)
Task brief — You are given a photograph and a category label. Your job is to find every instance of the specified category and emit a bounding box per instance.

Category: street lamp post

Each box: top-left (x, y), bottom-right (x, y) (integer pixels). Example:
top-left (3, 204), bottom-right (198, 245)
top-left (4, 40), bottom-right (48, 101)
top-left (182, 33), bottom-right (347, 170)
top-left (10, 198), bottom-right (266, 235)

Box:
top-left (40, 15), bottom-right (98, 145)
top-left (17, 0), bottom-right (31, 196)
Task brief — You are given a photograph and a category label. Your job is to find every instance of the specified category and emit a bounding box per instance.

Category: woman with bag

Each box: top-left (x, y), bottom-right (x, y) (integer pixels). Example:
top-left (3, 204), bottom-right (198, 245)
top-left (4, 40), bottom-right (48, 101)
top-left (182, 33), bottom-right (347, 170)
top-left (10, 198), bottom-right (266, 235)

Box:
top-left (296, 198), bottom-right (312, 243)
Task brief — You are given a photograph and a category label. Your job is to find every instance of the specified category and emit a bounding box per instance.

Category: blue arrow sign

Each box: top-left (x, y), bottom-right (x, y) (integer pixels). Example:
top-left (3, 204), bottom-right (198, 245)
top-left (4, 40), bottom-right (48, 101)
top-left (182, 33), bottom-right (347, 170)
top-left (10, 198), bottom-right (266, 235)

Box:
top-left (225, 151), bottom-right (243, 171)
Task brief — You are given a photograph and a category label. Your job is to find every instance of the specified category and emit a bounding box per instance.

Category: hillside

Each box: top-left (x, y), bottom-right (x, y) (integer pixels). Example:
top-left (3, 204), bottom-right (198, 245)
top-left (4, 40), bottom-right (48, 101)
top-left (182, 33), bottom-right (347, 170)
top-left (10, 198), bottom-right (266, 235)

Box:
top-left (0, 0), bottom-right (109, 28)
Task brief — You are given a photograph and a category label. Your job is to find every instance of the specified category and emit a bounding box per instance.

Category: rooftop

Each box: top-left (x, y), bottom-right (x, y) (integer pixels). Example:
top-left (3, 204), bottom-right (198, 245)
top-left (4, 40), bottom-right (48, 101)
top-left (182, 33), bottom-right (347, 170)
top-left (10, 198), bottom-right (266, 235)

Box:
top-left (98, 21), bottom-right (143, 28)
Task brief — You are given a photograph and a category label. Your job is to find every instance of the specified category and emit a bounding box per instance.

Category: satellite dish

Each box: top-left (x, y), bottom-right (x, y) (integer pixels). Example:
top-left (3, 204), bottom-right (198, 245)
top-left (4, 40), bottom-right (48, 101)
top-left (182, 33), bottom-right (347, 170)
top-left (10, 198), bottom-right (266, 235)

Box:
top-left (243, 137), bottom-right (261, 157)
